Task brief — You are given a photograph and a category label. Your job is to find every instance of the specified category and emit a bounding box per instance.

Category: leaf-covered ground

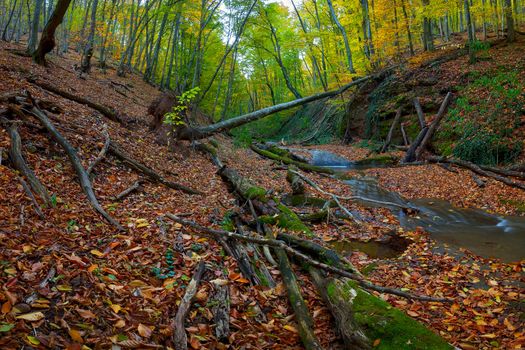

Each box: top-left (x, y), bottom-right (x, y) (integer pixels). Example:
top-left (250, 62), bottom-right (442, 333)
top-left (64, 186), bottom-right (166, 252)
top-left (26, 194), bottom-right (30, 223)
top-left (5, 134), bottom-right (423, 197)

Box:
top-left (0, 41), bottom-right (524, 350)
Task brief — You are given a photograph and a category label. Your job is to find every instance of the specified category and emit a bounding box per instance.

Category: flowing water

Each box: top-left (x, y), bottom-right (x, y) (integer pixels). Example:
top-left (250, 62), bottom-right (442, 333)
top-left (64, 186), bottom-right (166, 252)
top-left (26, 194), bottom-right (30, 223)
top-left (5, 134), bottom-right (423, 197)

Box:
top-left (306, 150), bottom-right (525, 262)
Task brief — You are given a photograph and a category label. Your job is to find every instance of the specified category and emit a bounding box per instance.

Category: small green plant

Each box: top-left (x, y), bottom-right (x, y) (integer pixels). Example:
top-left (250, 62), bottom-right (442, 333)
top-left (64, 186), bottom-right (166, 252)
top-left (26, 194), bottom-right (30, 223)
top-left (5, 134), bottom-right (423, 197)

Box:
top-left (163, 87), bottom-right (201, 126)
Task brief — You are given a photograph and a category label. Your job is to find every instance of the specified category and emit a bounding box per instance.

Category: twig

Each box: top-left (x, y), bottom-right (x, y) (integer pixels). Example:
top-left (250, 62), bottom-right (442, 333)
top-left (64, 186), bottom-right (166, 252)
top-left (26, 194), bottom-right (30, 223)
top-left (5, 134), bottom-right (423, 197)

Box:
top-left (113, 180), bottom-right (142, 201)
top-left (17, 176), bottom-right (45, 219)
top-left (166, 215), bottom-right (451, 303)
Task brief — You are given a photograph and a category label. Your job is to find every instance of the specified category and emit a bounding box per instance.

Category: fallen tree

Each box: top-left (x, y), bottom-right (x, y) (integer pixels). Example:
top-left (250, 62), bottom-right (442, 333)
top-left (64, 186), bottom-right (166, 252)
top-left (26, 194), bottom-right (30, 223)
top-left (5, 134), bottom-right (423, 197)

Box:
top-left (176, 71), bottom-right (394, 140)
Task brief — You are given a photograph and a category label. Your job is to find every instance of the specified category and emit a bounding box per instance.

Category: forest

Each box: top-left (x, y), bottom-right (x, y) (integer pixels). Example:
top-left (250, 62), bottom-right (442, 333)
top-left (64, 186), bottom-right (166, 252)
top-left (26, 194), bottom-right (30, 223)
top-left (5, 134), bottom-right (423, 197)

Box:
top-left (0, 0), bottom-right (524, 349)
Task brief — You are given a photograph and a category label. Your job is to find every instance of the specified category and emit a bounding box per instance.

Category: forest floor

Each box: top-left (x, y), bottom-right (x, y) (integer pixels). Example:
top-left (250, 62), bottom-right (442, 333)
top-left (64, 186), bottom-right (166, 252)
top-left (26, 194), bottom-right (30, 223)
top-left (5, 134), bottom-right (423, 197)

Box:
top-left (0, 40), bottom-right (524, 350)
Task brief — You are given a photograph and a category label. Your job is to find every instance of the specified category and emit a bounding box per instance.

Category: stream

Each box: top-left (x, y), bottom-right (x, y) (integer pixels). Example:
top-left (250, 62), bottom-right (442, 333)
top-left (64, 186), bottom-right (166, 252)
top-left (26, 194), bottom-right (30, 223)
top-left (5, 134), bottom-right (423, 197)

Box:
top-left (306, 150), bottom-right (525, 262)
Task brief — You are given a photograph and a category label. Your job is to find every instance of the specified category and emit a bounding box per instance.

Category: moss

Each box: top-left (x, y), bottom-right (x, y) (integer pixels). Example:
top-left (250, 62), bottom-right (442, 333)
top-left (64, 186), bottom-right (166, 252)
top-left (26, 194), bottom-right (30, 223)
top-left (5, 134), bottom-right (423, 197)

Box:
top-left (354, 154), bottom-right (398, 166)
top-left (342, 280), bottom-right (452, 350)
top-left (500, 199), bottom-right (525, 213)
top-left (281, 194), bottom-right (334, 208)
top-left (361, 263), bottom-right (378, 276)
top-left (276, 204), bottom-right (313, 235)
top-left (254, 268), bottom-right (271, 287)
top-left (245, 186), bottom-right (267, 201)
top-left (209, 139), bottom-right (219, 148)
top-left (250, 145), bottom-right (334, 174)
top-left (221, 212), bottom-right (235, 231)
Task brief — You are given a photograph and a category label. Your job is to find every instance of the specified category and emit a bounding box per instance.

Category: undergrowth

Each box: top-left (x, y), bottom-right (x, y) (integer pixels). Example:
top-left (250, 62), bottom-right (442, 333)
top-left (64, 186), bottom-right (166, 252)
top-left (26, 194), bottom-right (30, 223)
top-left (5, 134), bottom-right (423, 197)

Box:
top-left (437, 68), bottom-right (524, 166)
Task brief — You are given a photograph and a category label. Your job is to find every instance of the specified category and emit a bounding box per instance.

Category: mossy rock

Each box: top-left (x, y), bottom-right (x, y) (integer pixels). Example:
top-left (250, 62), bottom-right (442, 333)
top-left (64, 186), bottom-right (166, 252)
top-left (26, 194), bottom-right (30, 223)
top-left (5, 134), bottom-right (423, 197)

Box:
top-left (334, 280), bottom-right (452, 350)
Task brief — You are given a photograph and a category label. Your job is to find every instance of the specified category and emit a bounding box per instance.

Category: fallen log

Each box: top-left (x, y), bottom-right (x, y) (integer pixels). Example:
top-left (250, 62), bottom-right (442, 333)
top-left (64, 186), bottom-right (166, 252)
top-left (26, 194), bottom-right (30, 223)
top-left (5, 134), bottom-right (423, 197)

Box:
top-left (477, 164), bottom-right (525, 180)
top-left (276, 248), bottom-right (323, 350)
top-left (286, 166), bottom-right (306, 195)
top-left (427, 156), bottom-right (525, 191)
top-left (250, 144), bottom-right (334, 175)
top-left (309, 269), bottom-right (453, 349)
top-left (167, 215), bottom-right (451, 303)
top-left (29, 79), bottom-right (123, 124)
top-left (414, 92), bottom-right (453, 160)
top-left (309, 268), bottom-right (370, 349)
top-left (173, 260), bottom-right (206, 350)
top-left (470, 172), bottom-right (486, 188)
top-left (210, 271), bottom-right (230, 343)
top-left (3, 121), bottom-right (51, 205)
top-left (380, 108), bottom-right (402, 153)
top-left (277, 232), bottom-right (343, 269)
top-left (400, 124), bottom-right (410, 146)
top-left (108, 143), bottom-right (202, 195)
top-left (27, 104), bottom-right (124, 230)
top-left (413, 97), bottom-right (426, 129)
top-left (402, 126), bottom-right (428, 163)
top-left (87, 124), bottom-right (110, 176)
top-left (177, 73), bottom-right (387, 140)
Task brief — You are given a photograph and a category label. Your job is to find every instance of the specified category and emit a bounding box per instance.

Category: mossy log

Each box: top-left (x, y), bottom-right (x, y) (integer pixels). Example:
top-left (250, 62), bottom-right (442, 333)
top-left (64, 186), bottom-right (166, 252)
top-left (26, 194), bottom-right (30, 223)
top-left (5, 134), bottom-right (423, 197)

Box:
top-left (277, 232), bottom-right (342, 268)
top-left (310, 271), bottom-right (453, 349)
top-left (287, 167), bottom-right (306, 195)
top-left (276, 249), bottom-right (323, 350)
top-left (250, 144), bottom-right (335, 174)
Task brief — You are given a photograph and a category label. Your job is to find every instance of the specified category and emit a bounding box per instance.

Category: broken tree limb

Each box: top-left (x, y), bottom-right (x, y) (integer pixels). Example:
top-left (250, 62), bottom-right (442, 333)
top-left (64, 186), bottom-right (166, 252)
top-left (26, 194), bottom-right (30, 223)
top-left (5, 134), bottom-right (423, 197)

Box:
top-left (27, 104), bottom-right (124, 230)
top-left (400, 123), bottom-right (410, 146)
top-left (286, 166), bottom-right (306, 195)
top-left (113, 180), bottom-right (142, 201)
top-left (276, 248), bottom-right (323, 350)
top-left (414, 92), bottom-right (453, 160)
top-left (427, 156), bottom-right (525, 191)
top-left (108, 143), bottom-right (202, 195)
top-left (87, 124), bottom-right (110, 175)
top-left (173, 260), bottom-right (206, 350)
top-left (29, 79), bottom-right (123, 124)
top-left (380, 108), bottom-right (402, 153)
top-left (477, 165), bottom-right (525, 180)
top-left (470, 172), bottom-right (486, 188)
top-left (177, 72), bottom-right (392, 140)
top-left (250, 144), bottom-right (334, 174)
top-left (166, 215), bottom-right (451, 302)
top-left (402, 126), bottom-right (428, 163)
top-left (309, 268), bottom-right (370, 349)
top-left (3, 121), bottom-right (51, 205)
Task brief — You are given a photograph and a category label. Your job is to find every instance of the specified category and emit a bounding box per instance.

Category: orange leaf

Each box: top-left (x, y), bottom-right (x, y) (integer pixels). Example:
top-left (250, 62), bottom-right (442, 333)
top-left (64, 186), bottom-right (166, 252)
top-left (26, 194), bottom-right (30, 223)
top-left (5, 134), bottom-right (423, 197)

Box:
top-left (68, 329), bottom-right (83, 343)
top-left (373, 339), bottom-right (381, 347)
top-left (138, 323), bottom-right (153, 338)
top-left (1, 301), bottom-right (12, 314)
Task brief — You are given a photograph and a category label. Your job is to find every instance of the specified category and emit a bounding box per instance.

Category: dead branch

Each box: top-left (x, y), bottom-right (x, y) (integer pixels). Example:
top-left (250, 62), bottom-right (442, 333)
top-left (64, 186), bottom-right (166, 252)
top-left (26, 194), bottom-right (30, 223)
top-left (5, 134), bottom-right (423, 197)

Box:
top-left (427, 156), bottom-right (525, 191)
top-left (87, 124), bottom-right (110, 175)
top-left (108, 143), bottom-right (202, 195)
top-left (166, 215), bottom-right (451, 303)
top-left (113, 180), bottom-right (142, 201)
top-left (210, 271), bottom-right (230, 342)
top-left (173, 260), bottom-right (206, 350)
top-left (380, 108), bottom-right (402, 153)
top-left (27, 103), bottom-right (124, 230)
top-left (17, 176), bottom-right (45, 219)
top-left (29, 79), bottom-right (123, 124)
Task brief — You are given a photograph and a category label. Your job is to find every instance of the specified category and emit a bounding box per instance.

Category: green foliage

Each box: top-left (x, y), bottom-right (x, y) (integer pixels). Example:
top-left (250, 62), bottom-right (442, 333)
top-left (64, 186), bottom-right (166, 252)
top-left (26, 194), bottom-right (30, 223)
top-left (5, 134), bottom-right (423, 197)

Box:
top-left (152, 248), bottom-right (176, 280)
top-left (163, 87), bottom-right (201, 126)
top-left (437, 68), bottom-right (524, 166)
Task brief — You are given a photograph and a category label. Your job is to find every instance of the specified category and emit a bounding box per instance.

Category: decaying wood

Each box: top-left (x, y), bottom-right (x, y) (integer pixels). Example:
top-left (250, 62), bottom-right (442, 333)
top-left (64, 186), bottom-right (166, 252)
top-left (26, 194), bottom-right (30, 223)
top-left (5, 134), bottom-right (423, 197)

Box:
top-left (477, 164), bottom-right (525, 180)
top-left (309, 268), bottom-right (370, 349)
top-left (113, 180), bottom-right (142, 201)
top-left (403, 126), bottom-right (428, 163)
top-left (29, 79), bottom-right (123, 124)
top-left (87, 124), bottom-right (110, 175)
top-left (400, 123), bottom-right (410, 146)
top-left (108, 143), bottom-right (202, 195)
top-left (428, 156), bottom-right (525, 191)
top-left (276, 248), bottom-right (323, 350)
top-left (4, 121), bottom-right (51, 205)
top-left (210, 274), bottom-right (230, 342)
top-left (380, 108), bottom-right (402, 153)
top-left (173, 260), bottom-right (206, 350)
top-left (414, 92), bottom-right (453, 160)
top-left (166, 215), bottom-right (450, 302)
top-left (27, 104), bottom-right (124, 230)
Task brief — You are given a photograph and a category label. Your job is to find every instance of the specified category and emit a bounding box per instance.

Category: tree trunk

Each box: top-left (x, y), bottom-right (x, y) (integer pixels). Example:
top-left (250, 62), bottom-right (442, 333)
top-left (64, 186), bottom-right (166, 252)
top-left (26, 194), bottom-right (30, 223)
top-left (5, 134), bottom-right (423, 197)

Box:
top-left (33, 0), bottom-right (72, 65)
top-left (505, 0), bottom-right (516, 42)
top-left (326, 0), bottom-right (356, 73)
top-left (80, 0), bottom-right (98, 73)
